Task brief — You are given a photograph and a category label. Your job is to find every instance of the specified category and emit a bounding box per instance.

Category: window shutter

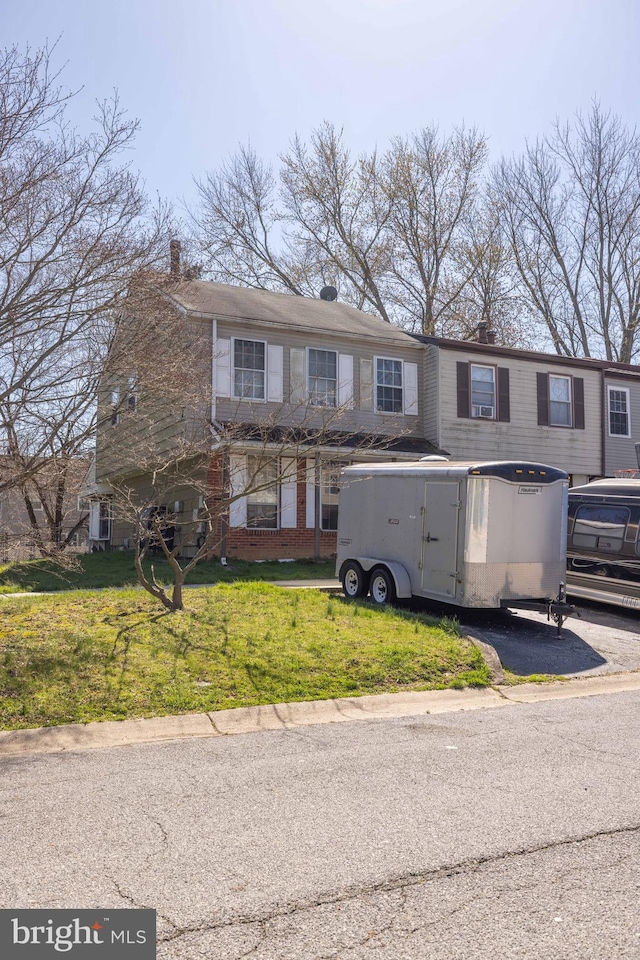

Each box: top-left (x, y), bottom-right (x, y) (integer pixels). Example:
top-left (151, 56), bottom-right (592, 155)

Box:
top-left (536, 372), bottom-right (549, 426)
top-left (228, 454), bottom-right (247, 527)
top-left (497, 367), bottom-right (510, 422)
top-left (456, 362), bottom-right (470, 418)
top-left (338, 354), bottom-right (354, 408)
top-left (280, 457), bottom-right (297, 528)
top-left (403, 361), bottom-right (419, 416)
top-left (573, 377), bottom-right (585, 429)
top-left (267, 344), bottom-right (284, 402)
top-left (290, 348), bottom-right (306, 405)
top-left (214, 339), bottom-right (231, 398)
top-left (360, 359), bottom-right (373, 411)
top-left (305, 458), bottom-right (316, 528)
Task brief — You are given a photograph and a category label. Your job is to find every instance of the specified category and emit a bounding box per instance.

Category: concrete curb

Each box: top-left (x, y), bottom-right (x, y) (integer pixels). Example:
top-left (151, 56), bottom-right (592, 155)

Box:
top-left (1, 671), bottom-right (640, 758)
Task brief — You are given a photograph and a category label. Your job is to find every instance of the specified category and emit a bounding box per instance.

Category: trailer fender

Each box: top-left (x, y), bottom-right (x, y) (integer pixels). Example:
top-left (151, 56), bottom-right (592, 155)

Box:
top-left (354, 558), bottom-right (412, 599)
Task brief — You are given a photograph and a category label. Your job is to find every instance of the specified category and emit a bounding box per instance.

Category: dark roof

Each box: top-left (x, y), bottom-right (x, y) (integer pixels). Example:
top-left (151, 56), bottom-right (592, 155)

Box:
top-left (413, 334), bottom-right (640, 376)
top-left (165, 280), bottom-right (416, 347)
top-left (215, 422), bottom-right (447, 458)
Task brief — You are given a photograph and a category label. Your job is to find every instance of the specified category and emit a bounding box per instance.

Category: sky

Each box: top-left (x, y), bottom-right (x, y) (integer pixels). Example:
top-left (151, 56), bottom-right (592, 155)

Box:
top-left (3, 0), bottom-right (640, 212)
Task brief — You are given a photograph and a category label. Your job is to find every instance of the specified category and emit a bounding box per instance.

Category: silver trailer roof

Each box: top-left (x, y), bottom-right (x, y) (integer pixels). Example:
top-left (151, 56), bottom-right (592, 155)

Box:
top-left (341, 460), bottom-right (567, 481)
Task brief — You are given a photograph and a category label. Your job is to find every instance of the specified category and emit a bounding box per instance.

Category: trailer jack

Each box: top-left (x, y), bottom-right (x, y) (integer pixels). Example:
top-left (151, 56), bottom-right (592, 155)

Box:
top-left (547, 582), bottom-right (578, 636)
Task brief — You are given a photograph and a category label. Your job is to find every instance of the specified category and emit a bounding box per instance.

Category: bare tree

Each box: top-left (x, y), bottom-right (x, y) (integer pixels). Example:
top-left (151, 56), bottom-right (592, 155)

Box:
top-left (496, 103), bottom-right (640, 362)
top-left (0, 43), bottom-right (172, 502)
top-left (190, 123), bottom-right (507, 339)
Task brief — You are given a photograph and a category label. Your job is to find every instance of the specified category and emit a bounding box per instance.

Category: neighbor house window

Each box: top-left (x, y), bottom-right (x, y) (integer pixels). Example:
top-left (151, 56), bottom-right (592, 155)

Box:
top-left (470, 365), bottom-right (496, 418)
top-left (321, 462), bottom-right (345, 531)
top-left (608, 387), bottom-right (630, 437)
top-left (233, 339), bottom-right (266, 400)
top-left (308, 349), bottom-right (337, 406)
top-left (246, 456), bottom-right (278, 528)
top-left (549, 375), bottom-right (572, 426)
top-left (376, 358), bottom-right (403, 413)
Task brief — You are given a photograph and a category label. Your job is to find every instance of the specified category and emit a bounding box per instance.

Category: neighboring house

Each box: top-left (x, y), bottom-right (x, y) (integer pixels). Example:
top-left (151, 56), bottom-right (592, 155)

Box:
top-left (417, 332), bottom-right (603, 486)
top-left (602, 366), bottom-right (640, 477)
top-left (93, 278), bottom-right (442, 560)
top-left (416, 328), bottom-right (640, 485)
top-left (0, 459), bottom-right (90, 562)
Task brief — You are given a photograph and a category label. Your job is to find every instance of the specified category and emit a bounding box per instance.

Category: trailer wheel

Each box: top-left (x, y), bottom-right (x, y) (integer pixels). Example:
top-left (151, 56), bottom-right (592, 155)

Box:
top-left (369, 567), bottom-right (396, 606)
top-left (341, 560), bottom-right (369, 599)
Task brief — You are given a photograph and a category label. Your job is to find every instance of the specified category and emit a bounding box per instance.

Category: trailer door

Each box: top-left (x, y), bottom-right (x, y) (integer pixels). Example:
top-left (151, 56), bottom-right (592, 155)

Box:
top-left (421, 481), bottom-right (460, 599)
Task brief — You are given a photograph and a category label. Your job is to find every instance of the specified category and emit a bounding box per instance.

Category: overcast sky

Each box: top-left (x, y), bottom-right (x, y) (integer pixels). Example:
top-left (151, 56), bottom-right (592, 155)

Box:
top-left (3, 0), bottom-right (639, 209)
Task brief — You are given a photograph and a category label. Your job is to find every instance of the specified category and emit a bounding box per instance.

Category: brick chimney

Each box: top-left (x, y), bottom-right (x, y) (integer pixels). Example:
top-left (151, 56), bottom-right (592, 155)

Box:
top-left (486, 330), bottom-right (496, 345)
top-left (169, 240), bottom-right (181, 277)
top-left (476, 322), bottom-right (489, 344)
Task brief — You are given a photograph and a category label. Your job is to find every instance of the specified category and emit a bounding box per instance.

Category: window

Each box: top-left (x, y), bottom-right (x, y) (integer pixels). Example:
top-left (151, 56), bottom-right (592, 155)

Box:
top-left (572, 504), bottom-right (629, 553)
top-left (376, 358), bottom-right (403, 413)
top-left (308, 349), bottom-right (337, 406)
top-left (470, 365), bottom-right (496, 418)
top-left (110, 388), bottom-right (120, 426)
top-left (549, 375), bottom-right (572, 426)
top-left (321, 463), bottom-right (345, 531)
top-left (608, 387), bottom-right (630, 437)
top-left (246, 456), bottom-right (278, 528)
top-left (127, 376), bottom-right (138, 412)
top-left (233, 339), bottom-right (265, 400)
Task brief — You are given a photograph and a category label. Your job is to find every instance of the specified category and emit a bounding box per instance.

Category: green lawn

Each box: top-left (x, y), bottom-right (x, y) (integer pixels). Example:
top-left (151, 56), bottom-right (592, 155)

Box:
top-left (0, 550), bottom-right (336, 593)
top-left (0, 583), bottom-right (491, 730)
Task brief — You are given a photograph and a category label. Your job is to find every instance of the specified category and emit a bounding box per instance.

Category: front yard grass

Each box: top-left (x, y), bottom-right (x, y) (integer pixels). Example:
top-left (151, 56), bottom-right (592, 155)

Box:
top-left (0, 551), bottom-right (336, 593)
top-left (0, 583), bottom-right (491, 730)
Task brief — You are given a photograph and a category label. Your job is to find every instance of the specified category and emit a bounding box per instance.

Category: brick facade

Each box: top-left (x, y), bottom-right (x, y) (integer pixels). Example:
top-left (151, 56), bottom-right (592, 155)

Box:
top-left (206, 452), bottom-right (336, 561)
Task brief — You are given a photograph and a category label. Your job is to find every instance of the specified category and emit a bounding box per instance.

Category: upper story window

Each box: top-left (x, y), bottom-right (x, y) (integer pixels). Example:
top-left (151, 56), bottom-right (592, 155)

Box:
top-left (126, 376), bottom-right (138, 412)
top-left (549, 375), bottom-right (572, 427)
top-left (308, 349), bottom-right (337, 407)
top-left (608, 386), bottom-right (630, 437)
top-left (110, 388), bottom-right (120, 426)
top-left (233, 339), bottom-right (265, 400)
top-left (376, 358), bottom-right (403, 413)
top-left (470, 364), bottom-right (496, 419)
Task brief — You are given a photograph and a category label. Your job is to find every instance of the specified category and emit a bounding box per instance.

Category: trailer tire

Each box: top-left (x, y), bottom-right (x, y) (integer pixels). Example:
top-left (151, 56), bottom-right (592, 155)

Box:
top-left (341, 560), bottom-right (369, 599)
top-left (369, 566), bottom-right (397, 606)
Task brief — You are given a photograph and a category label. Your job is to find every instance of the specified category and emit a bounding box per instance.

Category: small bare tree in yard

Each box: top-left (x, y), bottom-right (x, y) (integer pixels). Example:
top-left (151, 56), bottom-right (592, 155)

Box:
top-left (496, 103), bottom-right (640, 363)
top-left (0, 43), bottom-right (171, 516)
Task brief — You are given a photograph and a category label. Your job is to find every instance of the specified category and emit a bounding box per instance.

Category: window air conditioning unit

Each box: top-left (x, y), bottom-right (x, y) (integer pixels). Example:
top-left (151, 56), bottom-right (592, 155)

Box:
top-left (472, 404), bottom-right (494, 419)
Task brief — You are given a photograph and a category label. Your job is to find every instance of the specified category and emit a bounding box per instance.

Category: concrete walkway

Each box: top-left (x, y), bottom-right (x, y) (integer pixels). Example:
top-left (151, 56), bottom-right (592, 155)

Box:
top-left (2, 670), bottom-right (639, 758)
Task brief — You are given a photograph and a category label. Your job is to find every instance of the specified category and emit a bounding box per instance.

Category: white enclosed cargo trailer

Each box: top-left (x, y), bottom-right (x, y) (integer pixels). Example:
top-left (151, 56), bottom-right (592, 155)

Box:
top-left (336, 460), bottom-right (572, 625)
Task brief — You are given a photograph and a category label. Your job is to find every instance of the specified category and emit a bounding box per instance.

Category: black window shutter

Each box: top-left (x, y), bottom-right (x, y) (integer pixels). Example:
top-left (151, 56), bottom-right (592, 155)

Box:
top-left (497, 367), bottom-right (510, 422)
top-left (456, 362), bottom-right (470, 418)
top-left (573, 377), bottom-right (585, 429)
top-left (537, 372), bottom-right (549, 426)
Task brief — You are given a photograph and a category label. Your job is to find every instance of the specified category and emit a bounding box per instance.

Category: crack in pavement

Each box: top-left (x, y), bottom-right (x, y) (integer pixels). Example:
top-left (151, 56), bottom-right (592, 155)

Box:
top-left (154, 821), bottom-right (640, 950)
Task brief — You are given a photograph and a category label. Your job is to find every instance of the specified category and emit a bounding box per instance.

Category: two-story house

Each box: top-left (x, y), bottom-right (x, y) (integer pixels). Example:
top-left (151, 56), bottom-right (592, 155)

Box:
top-left (417, 328), bottom-right (640, 484)
top-left (94, 278), bottom-right (442, 560)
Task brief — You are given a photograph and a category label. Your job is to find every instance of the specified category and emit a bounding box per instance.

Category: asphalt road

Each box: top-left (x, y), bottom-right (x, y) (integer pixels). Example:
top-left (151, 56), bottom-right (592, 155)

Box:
top-left (1, 689), bottom-right (639, 958)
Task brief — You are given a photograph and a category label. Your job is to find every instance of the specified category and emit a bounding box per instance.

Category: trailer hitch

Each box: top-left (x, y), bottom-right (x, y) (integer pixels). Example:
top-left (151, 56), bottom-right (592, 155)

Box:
top-left (547, 582), bottom-right (578, 636)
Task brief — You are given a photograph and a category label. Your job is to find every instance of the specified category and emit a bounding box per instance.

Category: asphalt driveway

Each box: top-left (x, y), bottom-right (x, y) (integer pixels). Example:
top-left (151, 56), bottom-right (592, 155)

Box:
top-left (456, 600), bottom-right (640, 678)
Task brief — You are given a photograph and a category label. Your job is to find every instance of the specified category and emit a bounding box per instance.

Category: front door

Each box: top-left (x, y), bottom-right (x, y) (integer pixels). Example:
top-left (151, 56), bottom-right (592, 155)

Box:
top-left (421, 481), bottom-right (460, 599)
